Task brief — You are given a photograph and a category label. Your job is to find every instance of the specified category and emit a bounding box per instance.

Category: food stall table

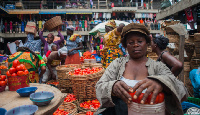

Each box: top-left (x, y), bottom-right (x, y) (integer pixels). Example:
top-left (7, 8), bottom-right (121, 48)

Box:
top-left (0, 83), bottom-right (65, 115)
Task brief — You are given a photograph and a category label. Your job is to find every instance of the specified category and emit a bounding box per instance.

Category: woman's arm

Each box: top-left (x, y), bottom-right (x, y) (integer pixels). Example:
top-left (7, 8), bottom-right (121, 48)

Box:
top-left (162, 52), bottom-right (183, 76)
top-left (39, 26), bottom-right (46, 44)
top-left (68, 37), bottom-right (83, 54)
top-left (54, 26), bottom-right (64, 45)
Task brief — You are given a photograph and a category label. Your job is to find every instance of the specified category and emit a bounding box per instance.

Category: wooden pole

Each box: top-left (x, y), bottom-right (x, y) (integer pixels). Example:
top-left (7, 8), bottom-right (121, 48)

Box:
top-left (179, 35), bottom-right (185, 82)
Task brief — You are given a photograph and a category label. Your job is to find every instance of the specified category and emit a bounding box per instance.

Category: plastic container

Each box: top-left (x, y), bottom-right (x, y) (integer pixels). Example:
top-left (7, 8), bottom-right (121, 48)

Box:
top-left (128, 102), bottom-right (165, 115)
top-left (0, 108), bottom-right (7, 115)
top-left (187, 97), bottom-right (200, 106)
top-left (7, 75), bottom-right (29, 91)
top-left (30, 91), bottom-right (54, 106)
top-left (90, 59), bottom-right (96, 63)
top-left (84, 59), bottom-right (90, 63)
top-left (5, 105), bottom-right (38, 115)
top-left (16, 87), bottom-right (37, 97)
top-left (181, 101), bottom-right (200, 110)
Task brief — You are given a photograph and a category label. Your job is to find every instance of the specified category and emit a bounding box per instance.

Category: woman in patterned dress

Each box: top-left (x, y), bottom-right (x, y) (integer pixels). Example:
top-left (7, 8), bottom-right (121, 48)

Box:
top-left (101, 20), bottom-right (125, 68)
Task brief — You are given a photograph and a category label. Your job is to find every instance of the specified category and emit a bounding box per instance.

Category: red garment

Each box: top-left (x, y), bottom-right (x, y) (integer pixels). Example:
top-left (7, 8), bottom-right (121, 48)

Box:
top-left (46, 50), bottom-right (51, 57)
top-left (65, 53), bottom-right (81, 64)
top-left (185, 8), bottom-right (194, 22)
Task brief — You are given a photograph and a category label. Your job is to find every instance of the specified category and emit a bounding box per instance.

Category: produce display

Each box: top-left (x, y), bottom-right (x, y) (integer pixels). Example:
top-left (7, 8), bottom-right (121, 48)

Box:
top-left (129, 92), bottom-right (164, 104)
top-left (79, 99), bottom-right (100, 110)
top-left (69, 67), bottom-right (102, 75)
top-left (64, 94), bottom-right (76, 103)
top-left (83, 51), bottom-right (92, 59)
top-left (53, 108), bottom-right (69, 115)
top-left (86, 111), bottom-right (94, 115)
top-left (47, 81), bottom-right (59, 87)
top-left (0, 65), bottom-right (7, 69)
top-left (6, 60), bottom-right (29, 77)
top-left (0, 75), bottom-right (7, 86)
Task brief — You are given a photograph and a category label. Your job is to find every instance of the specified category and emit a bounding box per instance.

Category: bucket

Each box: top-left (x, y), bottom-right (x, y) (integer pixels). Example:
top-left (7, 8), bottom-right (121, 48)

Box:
top-left (7, 75), bottom-right (29, 91)
top-left (128, 102), bottom-right (165, 115)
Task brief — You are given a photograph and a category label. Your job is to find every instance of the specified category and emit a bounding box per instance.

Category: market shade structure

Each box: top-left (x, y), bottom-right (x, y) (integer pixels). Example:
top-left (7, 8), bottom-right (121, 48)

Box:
top-left (0, 6), bottom-right (9, 14)
top-left (89, 20), bottom-right (130, 36)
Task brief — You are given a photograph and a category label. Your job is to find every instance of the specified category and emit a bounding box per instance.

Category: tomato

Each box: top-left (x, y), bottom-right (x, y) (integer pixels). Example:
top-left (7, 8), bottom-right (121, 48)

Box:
top-left (17, 71), bottom-right (24, 76)
top-left (129, 91), bottom-right (137, 102)
top-left (16, 65), bottom-right (24, 71)
top-left (0, 70), bottom-right (1, 74)
top-left (5, 79), bottom-right (8, 84)
top-left (9, 67), bottom-right (16, 74)
top-left (137, 93), bottom-right (146, 104)
top-left (24, 70), bottom-right (29, 75)
top-left (0, 81), bottom-right (6, 86)
top-left (146, 93), bottom-right (153, 104)
top-left (86, 111), bottom-right (94, 115)
top-left (12, 60), bottom-right (20, 68)
top-left (0, 75), bottom-right (6, 81)
top-left (6, 71), bottom-right (11, 77)
top-left (11, 73), bottom-right (17, 77)
top-left (157, 92), bottom-right (164, 103)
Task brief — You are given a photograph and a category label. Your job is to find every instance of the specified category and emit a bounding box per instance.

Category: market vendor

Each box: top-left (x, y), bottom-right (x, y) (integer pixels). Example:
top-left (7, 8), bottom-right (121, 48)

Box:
top-left (39, 26), bottom-right (64, 55)
top-left (101, 20), bottom-right (125, 68)
top-left (95, 23), bottom-right (188, 115)
top-left (42, 47), bottom-right (67, 83)
top-left (151, 35), bottom-right (183, 76)
top-left (8, 47), bottom-right (46, 83)
top-left (65, 26), bottom-right (83, 64)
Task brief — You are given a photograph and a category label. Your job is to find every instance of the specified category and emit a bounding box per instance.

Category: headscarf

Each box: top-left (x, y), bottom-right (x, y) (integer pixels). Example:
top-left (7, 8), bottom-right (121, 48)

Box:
top-left (69, 34), bottom-right (82, 41)
top-left (105, 20), bottom-right (116, 28)
top-left (153, 35), bottom-right (169, 50)
top-left (66, 26), bottom-right (75, 31)
top-left (58, 47), bottom-right (68, 56)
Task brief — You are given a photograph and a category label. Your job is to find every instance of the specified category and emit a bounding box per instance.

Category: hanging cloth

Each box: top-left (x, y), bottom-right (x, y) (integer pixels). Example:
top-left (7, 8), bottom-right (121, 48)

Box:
top-left (185, 8), bottom-right (194, 22)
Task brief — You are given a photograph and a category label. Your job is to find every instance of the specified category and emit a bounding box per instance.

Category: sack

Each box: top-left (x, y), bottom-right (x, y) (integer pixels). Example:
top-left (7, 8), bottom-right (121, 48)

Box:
top-left (161, 0), bottom-right (171, 10)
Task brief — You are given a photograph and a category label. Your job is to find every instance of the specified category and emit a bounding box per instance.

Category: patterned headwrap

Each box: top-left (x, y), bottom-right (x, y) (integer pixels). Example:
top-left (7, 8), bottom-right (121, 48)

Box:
top-left (58, 47), bottom-right (68, 56)
top-left (69, 34), bottom-right (82, 41)
top-left (105, 20), bottom-right (116, 28)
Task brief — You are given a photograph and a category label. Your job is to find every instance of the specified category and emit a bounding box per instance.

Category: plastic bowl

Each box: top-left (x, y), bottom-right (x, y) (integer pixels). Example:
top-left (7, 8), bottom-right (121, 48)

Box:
top-left (0, 108), bottom-right (7, 115)
top-left (30, 91), bottom-right (54, 106)
top-left (16, 87), bottom-right (37, 97)
top-left (5, 105), bottom-right (38, 115)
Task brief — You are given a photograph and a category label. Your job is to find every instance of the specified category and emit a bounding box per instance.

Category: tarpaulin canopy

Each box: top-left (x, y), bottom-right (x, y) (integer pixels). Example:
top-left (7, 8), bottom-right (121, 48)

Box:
top-left (0, 6), bottom-right (9, 14)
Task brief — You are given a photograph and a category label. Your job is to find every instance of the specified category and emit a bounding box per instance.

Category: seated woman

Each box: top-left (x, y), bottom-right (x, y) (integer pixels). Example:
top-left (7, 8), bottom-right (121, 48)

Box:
top-left (95, 23), bottom-right (188, 115)
top-left (151, 35), bottom-right (183, 76)
top-left (42, 47), bottom-right (67, 83)
top-left (8, 47), bottom-right (46, 83)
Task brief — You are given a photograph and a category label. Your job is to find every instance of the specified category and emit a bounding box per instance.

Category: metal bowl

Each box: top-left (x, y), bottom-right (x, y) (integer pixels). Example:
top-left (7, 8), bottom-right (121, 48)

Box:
top-left (5, 105), bottom-right (38, 115)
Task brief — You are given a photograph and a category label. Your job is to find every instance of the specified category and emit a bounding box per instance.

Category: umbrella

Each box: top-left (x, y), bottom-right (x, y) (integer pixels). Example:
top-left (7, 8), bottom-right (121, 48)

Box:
top-left (89, 20), bottom-right (130, 36)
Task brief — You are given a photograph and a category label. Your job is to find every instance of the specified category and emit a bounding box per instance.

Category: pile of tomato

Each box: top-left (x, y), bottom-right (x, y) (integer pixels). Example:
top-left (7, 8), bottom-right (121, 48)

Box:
top-left (83, 51), bottom-right (92, 59)
top-left (64, 94), bottom-right (76, 103)
top-left (0, 74), bottom-right (7, 87)
top-left (47, 81), bottom-right (59, 86)
top-left (53, 108), bottom-right (69, 115)
top-left (86, 111), bottom-right (94, 115)
top-left (129, 91), bottom-right (164, 104)
top-left (6, 60), bottom-right (29, 77)
top-left (69, 67), bottom-right (102, 76)
top-left (80, 99), bottom-right (100, 110)
top-left (0, 65), bottom-right (7, 69)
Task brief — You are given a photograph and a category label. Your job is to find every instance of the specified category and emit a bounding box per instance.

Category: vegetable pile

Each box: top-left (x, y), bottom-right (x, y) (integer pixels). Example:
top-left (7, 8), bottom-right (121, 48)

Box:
top-left (53, 108), bottom-right (69, 115)
top-left (80, 99), bottom-right (100, 110)
top-left (64, 94), bottom-right (76, 103)
top-left (69, 67), bottom-right (102, 75)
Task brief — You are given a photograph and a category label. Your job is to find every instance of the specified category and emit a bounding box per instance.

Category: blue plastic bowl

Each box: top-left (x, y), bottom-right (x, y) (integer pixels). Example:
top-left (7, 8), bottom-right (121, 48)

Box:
top-left (0, 108), bottom-right (7, 115)
top-left (30, 91), bottom-right (54, 106)
top-left (16, 87), bottom-right (38, 97)
top-left (5, 105), bottom-right (38, 115)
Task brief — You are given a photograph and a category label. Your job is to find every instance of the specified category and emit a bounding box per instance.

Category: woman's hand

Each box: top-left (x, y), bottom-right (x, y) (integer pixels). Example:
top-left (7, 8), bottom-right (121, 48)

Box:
top-left (68, 49), bottom-right (74, 54)
top-left (132, 78), bottom-right (163, 104)
top-left (112, 81), bottom-right (133, 104)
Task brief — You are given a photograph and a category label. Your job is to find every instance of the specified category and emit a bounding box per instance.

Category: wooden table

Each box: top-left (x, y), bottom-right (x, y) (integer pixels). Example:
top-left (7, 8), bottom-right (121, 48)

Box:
top-left (0, 83), bottom-right (66, 115)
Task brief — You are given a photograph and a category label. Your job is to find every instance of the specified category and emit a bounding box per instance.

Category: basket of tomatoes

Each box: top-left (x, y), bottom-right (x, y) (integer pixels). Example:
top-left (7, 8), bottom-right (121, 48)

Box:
top-left (78, 99), bottom-right (100, 113)
top-left (63, 94), bottom-right (78, 104)
top-left (0, 73), bottom-right (7, 92)
top-left (68, 67), bottom-right (105, 100)
top-left (53, 108), bottom-right (69, 115)
top-left (56, 64), bottom-right (82, 90)
top-left (0, 65), bottom-right (8, 75)
top-left (6, 60), bottom-right (29, 91)
top-left (76, 111), bottom-right (94, 115)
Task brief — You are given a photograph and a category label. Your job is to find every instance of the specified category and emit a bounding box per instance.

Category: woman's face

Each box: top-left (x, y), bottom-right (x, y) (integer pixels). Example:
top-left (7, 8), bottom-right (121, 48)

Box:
top-left (47, 34), bottom-right (54, 44)
top-left (126, 33), bottom-right (148, 59)
top-left (151, 39), bottom-right (156, 52)
top-left (67, 29), bottom-right (73, 35)
top-left (105, 26), bottom-right (114, 33)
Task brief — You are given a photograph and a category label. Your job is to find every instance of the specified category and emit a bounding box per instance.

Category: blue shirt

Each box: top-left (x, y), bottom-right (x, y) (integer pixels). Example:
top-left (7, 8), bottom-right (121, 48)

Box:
top-left (96, 56), bottom-right (101, 62)
top-left (66, 35), bottom-right (81, 55)
top-left (23, 33), bottom-right (43, 53)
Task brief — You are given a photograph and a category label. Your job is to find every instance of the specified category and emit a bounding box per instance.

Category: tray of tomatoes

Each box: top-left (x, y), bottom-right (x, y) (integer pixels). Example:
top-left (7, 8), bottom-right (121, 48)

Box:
top-left (6, 60), bottom-right (29, 77)
top-left (79, 99), bottom-right (100, 112)
top-left (0, 74), bottom-right (7, 92)
top-left (129, 91), bottom-right (164, 104)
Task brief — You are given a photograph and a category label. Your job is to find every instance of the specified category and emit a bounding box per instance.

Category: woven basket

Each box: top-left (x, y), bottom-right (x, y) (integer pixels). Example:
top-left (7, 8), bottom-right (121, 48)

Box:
top-left (56, 64), bottom-right (82, 89)
top-left (0, 69), bottom-right (8, 75)
top-left (167, 35), bottom-right (179, 43)
top-left (184, 62), bottom-right (190, 72)
top-left (25, 22), bottom-right (37, 36)
top-left (58, 102), bottom-right (77, 115)
top-left (44, 16), bottom-right (62, 31)
top-left (69, 68), bottom-right (105, 100)
top-left (194, 33), bottom-right (200, 42)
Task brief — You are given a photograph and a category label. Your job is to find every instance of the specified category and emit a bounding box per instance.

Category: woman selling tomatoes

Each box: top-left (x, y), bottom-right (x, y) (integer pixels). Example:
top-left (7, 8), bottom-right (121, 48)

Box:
top-left (95, 23), bottom-right (188, 115)
top-left (8, 47), bottom-right (46, 83)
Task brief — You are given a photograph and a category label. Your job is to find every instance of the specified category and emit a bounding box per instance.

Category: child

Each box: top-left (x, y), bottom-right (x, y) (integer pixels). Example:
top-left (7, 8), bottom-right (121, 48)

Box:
top-left (46, 44), bottom-right (58, 57)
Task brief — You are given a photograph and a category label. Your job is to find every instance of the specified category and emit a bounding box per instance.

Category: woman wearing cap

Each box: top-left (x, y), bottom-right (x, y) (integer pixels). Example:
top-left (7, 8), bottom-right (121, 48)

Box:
top-left (42, 47), bottom-right (67, 83)
top-left (101, 20), bottom-right (125, 68)
top-left (65, 26), bottom-right (83, 64)
top-left (95, 23), bottom-right (187, 115)
top-left (151, 35), bottom-right (183, 76)
top-left (39, 26), bottom-right (64, 55)
top-left (8, 47), bottom-right (46, 83)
